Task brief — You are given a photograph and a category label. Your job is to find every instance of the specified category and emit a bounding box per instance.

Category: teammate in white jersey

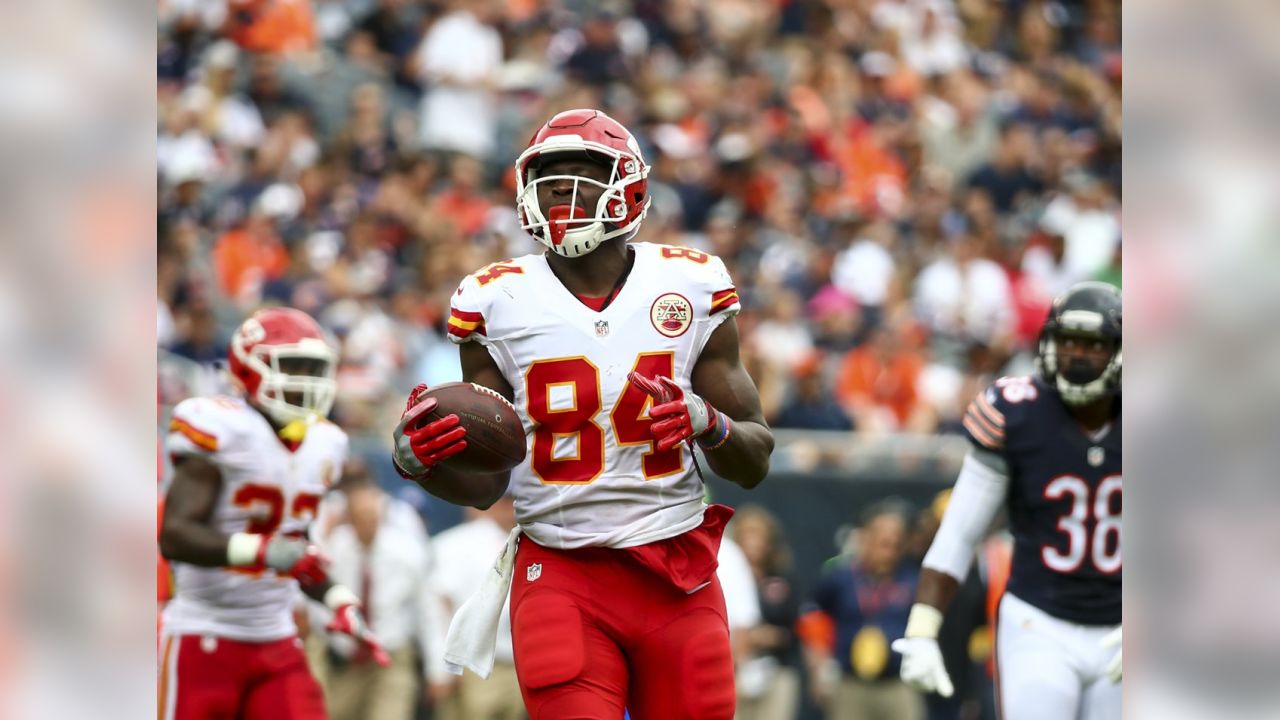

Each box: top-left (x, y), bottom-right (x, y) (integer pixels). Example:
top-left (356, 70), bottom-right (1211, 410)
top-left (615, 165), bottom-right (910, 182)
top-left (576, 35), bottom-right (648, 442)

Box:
top-left (159, 307), bottom-right (387, 720)
top-left (392, 109), bottom-right (774, 720)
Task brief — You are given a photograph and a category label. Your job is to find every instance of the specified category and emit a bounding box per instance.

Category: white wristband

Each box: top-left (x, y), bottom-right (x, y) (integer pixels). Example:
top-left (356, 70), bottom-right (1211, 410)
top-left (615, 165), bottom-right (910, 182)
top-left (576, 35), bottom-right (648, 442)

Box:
top-left (324, 584), bottom-right (360, 611)
top-left (227, 533), bottom-right (264, 567)
top-left (905, 603), bottom-right (944, 640)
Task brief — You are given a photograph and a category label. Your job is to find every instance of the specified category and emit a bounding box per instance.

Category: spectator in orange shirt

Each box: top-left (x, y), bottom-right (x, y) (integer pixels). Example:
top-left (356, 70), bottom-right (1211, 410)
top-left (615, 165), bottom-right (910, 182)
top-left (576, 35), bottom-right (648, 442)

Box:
top-left (835, 119), bottom-right (908, 217)
top-left (835, 316), bottom-right (928, 433)
top-left (429, 155), bottom-right (493, 239)
top-left (226, 0), bottom-right (317, 56)
top-left (212, 202), bottom-right (291, 308)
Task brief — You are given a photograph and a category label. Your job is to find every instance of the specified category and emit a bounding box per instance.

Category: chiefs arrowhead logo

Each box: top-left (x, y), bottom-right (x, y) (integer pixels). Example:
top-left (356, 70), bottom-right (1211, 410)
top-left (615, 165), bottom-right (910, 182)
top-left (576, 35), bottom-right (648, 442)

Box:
top-left (650, 293), bottom-right (693, 338)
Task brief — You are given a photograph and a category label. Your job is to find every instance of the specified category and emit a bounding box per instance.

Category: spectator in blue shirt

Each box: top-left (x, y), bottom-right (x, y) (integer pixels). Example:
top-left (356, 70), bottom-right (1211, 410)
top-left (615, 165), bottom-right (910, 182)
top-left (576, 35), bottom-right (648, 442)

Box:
top-left (774, 353), bottom-right (854, 431)
top-left (804, 500), bottom-right (924, 720)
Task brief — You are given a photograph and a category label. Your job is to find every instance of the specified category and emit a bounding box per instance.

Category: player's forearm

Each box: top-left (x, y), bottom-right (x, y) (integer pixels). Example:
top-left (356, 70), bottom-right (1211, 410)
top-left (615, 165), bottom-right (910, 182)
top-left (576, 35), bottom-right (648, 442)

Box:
top-left (914, 567), bottom-right (962, 615)
top-left (903, 568), bottom-right (961, 644)
top-left (414, 466), bottom-right (510, 509)
top-left (700, 420), bottom-right (773, 488)
top-left (158, 520), bottom-right (237, 568)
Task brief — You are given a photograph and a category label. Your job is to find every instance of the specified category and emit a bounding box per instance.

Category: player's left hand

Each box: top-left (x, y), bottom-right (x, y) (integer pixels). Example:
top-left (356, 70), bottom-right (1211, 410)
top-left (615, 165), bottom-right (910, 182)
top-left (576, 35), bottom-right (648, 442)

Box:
top-left (1101, 626), bottom-right (1122, 683)
top-left (327, 601), bottom-right (391, 668)
top-left (627, 373), bottom-right (730, 451)
top-left (393, 383), bottom-right (468, 480)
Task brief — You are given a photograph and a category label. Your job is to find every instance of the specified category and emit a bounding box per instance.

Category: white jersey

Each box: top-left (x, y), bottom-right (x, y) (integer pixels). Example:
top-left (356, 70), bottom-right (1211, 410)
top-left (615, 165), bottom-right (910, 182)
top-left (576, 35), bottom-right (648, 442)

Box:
top-left (162, 396), bottom-right (347, 641)
top-left (447, 242), bottom-right (742, 549)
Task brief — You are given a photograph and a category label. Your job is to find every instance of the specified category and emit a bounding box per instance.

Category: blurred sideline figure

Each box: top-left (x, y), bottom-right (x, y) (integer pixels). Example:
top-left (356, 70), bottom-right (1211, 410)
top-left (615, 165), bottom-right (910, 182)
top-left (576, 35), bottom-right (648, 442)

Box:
top-left (895, 282), bottom-right (1122, 720)
top-left (159, 307), bottom-right (386, 720)
top-left (427, 493), bottom-right (525, 720)
top-left (717, 529), bottom-right (764, 671)
top-left (730, 506), bottom-right (800, 720)
top-left (804, 501), bottom-right (924, 720)
top-left (317, 473), bottom-right (439, 720)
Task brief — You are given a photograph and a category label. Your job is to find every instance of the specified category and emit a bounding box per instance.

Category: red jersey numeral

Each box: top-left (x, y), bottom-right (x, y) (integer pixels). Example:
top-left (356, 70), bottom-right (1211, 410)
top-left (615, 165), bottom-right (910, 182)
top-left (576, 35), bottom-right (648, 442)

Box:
top-left (233, 484), bottom-right (285, 535)
top-left (524, 353), bottom-right (688, 484)
top-left (229, 485), bottom-right (322, 575)
top-left (660, 246), bottom-right (710, 264)
top-left (610, 352), bottom-right (683, 479)
top-left (475, 261), bottom-right (524, 286)
top-left (525, 358), bottom-right (606, 484)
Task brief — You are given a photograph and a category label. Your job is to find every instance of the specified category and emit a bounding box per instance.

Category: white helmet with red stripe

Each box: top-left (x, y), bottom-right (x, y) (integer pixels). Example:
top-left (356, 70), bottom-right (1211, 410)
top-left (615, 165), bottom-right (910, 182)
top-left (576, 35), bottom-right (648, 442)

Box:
top-left (228, 307), bottom-right (339, 425)
top-left (515, 109), bottom-right (651, 258)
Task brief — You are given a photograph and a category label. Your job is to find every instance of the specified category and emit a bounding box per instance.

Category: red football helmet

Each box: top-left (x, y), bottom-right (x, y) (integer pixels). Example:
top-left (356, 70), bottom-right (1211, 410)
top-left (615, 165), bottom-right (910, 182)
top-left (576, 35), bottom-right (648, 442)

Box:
top-left (227, 307), bottom-right (338, 425)
top-left (515, 109), bottom-right (650, 258)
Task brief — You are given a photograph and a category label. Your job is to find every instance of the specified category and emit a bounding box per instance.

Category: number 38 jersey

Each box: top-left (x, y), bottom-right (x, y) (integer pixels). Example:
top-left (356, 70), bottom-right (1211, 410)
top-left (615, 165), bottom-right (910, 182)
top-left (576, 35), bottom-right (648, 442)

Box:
top-left (963, 376), bottom-right (1121, 625)
top-left (162, 396), bottom-right (347, 641)
top-left (448, 243), bottom-right (741, 550)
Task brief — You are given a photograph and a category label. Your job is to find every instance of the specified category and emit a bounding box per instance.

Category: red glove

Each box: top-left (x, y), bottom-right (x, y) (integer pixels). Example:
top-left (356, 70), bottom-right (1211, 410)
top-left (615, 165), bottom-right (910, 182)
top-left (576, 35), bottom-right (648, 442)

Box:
top-left (392, 383), bottom-right (468, 480)
top-left (326, 599), bottom-right (391, 668)
top-left (627, 373), bottom-right (731, 452)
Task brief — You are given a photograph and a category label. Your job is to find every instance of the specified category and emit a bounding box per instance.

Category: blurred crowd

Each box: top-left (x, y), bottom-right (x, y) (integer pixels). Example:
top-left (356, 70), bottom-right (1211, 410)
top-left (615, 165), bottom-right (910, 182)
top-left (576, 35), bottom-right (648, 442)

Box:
top-left (158, 0), bottom-right (1122, 463)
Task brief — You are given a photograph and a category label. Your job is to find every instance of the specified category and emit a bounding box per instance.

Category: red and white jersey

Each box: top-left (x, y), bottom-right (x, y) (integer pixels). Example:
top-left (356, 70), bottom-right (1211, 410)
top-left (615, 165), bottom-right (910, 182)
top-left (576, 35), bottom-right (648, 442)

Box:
top-left (448, 242), bottom-right (741, 549)
top-left (162, 395), bottom-right (347, 641)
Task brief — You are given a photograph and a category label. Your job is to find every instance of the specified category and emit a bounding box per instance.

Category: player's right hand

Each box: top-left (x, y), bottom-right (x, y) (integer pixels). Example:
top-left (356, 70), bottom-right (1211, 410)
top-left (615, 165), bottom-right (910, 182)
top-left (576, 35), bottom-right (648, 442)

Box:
top-left (392, 383), bottom-right (467, 480)
top-left (328, 602), bottom-right (391, 668)
top-left (892, 637), bottom-right (955, 698)
top-left (258, 535), bottom-right (329, 586)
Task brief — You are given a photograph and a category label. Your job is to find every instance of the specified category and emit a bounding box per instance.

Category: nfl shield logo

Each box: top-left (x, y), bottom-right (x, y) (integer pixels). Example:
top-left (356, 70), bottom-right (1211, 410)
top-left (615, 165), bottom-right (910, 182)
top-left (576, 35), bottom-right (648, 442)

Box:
top-left (1088, 446), bottom-right (1105, 467)
top-left (594, 320), bottom-right (610, 337)
top-left (526, 563), bottom-right (542, 582)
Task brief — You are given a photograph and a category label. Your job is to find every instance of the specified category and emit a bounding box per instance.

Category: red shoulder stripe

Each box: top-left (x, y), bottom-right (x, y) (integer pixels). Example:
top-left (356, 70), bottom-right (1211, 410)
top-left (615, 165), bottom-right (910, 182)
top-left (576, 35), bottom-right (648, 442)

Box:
top-left (170, 417), bottom-right (218, 452)
top-left (450, 308), bottom-right (484, 323)
top-left (710, 289), bottom-right (740, 315)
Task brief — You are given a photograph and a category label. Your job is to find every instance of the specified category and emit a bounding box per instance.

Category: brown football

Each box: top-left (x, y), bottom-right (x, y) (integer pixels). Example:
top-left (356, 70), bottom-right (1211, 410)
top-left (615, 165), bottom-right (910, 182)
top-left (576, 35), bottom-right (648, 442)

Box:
top-left (412, 382), bottom-right (526, 474)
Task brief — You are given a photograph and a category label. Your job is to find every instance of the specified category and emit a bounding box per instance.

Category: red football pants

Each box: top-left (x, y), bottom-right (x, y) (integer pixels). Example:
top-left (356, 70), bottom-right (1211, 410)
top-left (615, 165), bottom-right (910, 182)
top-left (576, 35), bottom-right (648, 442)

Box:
top-left (510, 520), bottom-right (737, 720)
top-left (158, 633), bottom-right (327, 720)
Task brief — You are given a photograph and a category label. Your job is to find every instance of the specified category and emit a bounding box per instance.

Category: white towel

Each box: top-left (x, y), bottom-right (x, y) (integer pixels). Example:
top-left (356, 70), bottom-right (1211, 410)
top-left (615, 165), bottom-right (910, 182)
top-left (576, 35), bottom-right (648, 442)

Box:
top-left (443, 526), bottom-right (521, 678)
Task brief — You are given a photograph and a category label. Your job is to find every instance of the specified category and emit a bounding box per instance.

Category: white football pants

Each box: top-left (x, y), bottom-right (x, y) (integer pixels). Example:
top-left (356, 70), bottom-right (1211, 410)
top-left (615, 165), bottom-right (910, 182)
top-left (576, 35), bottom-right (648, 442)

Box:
top-left (996, 592), bottom-right (1121, 720)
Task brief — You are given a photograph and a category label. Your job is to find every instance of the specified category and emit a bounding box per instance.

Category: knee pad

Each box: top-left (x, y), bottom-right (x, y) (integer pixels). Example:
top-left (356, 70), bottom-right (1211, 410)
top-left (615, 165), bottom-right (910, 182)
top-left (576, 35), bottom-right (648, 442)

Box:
top-left (513, 592), bottom-right (586, 690)
top-left (680, 623), bottom-right (736, 720)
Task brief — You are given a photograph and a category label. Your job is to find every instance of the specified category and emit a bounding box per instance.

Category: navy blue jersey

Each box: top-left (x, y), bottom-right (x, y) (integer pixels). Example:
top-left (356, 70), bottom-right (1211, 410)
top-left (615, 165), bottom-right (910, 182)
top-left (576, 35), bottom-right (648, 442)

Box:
top-left (813, 558), bottom-right (918, 679)
top-left (963, 376), bottom-right (1121, 625)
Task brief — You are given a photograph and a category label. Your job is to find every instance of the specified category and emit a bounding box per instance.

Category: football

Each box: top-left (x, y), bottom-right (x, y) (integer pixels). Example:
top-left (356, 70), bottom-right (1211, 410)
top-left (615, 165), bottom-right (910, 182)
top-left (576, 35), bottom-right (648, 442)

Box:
top-left (412, 382), bottom-right (526, 474)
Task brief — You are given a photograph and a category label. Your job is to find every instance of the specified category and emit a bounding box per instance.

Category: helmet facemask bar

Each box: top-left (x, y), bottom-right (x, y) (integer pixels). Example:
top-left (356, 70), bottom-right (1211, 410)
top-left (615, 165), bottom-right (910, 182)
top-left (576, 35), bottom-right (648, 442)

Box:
top-left (515, 141), bottom-right (649, 258)
top-left (237, 338), bottom-right (339, 425)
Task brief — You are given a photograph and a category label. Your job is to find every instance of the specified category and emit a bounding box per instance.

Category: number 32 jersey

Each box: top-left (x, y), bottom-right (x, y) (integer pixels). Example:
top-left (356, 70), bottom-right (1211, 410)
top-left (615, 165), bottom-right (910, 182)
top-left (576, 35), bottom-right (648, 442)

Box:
top-left (963, 376), bottom-right (1121, 625)
top-left (448, 243), bottom-right (741, 550)
top-left (163, 396), bottom-right (347, 640)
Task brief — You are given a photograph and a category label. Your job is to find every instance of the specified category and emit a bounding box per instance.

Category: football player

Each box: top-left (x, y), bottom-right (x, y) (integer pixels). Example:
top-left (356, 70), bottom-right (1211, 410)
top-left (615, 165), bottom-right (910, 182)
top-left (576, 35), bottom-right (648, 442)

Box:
top-left (392, 109), bottom-right (774, 720)
top-left (893, 282), bottom-right (1123, 720)
top-left (159, 307), bottom-right (387, 720)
